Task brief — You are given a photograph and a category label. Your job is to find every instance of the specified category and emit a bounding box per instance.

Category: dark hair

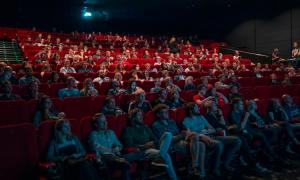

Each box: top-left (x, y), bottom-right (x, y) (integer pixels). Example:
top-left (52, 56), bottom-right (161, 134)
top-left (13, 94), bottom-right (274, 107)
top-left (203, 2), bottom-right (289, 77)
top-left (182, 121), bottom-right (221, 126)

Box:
top-left (104, 96), bottom-right (115, 106)
top-left (91, 113), bottom-right (105, 130)
top-left (185, 102), bottom-right (197, 117)
top-left (128, 108), bottom-right (143, 126)
top-left (153, 104), bottom-right (169, 117)
top-left (49, 71), bottom-right (60, 83)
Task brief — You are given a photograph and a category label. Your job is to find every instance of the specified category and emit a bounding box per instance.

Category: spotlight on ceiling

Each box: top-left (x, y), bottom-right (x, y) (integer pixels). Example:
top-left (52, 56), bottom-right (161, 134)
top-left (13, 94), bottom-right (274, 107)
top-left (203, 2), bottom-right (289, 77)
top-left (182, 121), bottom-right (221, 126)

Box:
top-left (82, 7), bottom-right (93, 19)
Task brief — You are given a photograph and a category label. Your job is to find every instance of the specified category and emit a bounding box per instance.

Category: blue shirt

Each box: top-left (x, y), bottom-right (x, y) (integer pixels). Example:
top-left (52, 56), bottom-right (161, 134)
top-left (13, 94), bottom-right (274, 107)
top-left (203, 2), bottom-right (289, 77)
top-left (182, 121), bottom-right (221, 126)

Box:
top-left (183, 115), bottom-right (212, 134)
top-left (89, 129), bottom-right (122, 155)
top-left (152, 119), bottom-right (180, 138)
top-left (283, 104), bottom-right (300, 119)
top-left (58, 88), bottom-right (80, 99)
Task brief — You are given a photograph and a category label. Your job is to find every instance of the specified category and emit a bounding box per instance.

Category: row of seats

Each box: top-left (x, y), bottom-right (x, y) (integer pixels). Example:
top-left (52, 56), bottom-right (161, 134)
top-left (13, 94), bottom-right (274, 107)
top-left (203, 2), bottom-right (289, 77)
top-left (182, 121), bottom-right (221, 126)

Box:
top-left (2, 94), bottom-right (300, 179)
top-left (1, 85), bottom-right (300, 126)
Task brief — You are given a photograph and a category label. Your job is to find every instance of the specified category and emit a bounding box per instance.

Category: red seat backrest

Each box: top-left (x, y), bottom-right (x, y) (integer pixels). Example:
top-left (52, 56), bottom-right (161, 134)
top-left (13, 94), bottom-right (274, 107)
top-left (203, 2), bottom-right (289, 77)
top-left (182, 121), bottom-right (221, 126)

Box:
top-left (0, 100), bottom-right (27, 126)
top-left (62, 96), bottom-right (93, 119)
top-left (0, 123), bottom-right (38, 180)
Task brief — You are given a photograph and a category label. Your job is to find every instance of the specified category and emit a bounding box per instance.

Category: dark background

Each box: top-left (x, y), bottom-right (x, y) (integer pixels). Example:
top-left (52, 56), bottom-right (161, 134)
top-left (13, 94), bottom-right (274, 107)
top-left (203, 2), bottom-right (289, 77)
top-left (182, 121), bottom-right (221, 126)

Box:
top-left (0, 0), bottom-right (300, 57)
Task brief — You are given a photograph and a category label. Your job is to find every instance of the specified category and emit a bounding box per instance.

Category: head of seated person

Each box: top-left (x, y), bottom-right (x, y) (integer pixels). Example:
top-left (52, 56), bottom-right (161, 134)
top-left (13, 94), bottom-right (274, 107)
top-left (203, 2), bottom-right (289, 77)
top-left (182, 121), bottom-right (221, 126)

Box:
top-left (0, 80), bottom-right (21, 100)
top-left (81, 78), bottom-right (99, 97)
top-left (101, 96), bottom-right (123, 116)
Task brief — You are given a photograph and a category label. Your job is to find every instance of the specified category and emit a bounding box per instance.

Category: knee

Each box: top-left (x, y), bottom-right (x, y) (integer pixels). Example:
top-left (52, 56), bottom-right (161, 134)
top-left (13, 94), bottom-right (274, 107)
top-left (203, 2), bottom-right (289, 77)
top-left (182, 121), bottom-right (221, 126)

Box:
top-left (163, 132), bottom-right (173, 140)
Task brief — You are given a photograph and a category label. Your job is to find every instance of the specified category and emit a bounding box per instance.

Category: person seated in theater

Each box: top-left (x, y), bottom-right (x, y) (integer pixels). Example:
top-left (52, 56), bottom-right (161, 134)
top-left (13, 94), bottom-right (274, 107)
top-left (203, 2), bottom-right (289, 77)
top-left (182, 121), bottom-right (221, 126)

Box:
top-left (206, 87), bottom-right (229, 107)
top-left (80, 78), bottom-right (99, 97)
top-left (122, 108), bottom-right (178, 180)
top-left (113, 72), bottom-right (123, 84)
top-left (0, 80), bottom-right (21, 100)
top-left (261, 64), bottom-right (271, 72)
top-left (167, 90), bottom-right (185, 109)
top-left (281, 74), bottom-right (292, 85)
top-left (48, 71), bottom-right (62, 84)
top-left (159, 70), bottom-right (170, 82)
top-left (270, 73), bottom-right (280, 85)
top-left (107, 80), bottom-right (125, 96)
top-left (227, 85), bottom-right (243, 103)
top-left (272, 48), bottom-right (282, 64)
top-left (89, 113), bottom-right (145, 180)
top-left (183, 102), bottom-right (226, 176)
top-left (19, 66), bottom-right (40, 86)
top-left (215, 74), bottom-right (230, 90)
top-left (165, 77), bottom-right (181, 93)
top-left (100, 96), bottom-right (124, 116)
top-left (128, 89), bottom-right (152, 113)
top-left (46, 119), bottom-right (101, 180)
top-left (151, 104), bottom-right (206, 178)
top-left (58, 76), bottom-right (80, 99)
top-left (0, 66), bottom-right (18, 85)
top-left (150, 78), bottom-right (161, 93)
top-left (205, 100), bottom-right (269, 173)
top-left (92, 70), bottom-right (110, 85)
top-left (197, 76), bottom-right (213, 90)
top-left (151, 88), bottom-right (169, 108)
top-left (267, 98), bottom-right (300, 146)
top-left (193, 85), bottom-right (214, 105)
top-left (32, 95), bottom-right (65, 127)
top-left (174, 68), bottom-right (185, 81)
top-left (282, 94), bottom-right (300, 122)
top-left (59, 59), bottom-right (76, 74)
top-left (229, 99), bottom-right (283, 163)
top-left (233, 50), bottom-right (241, 61)
top-left (23, 80), bottom-right (44, 100)
top-left (228, 75), bottom-right (240, 89)
top-left (77, 62), bottom-right (93, 73)
top-left (184, 76), bottom-right (196, 90)
top-left (125, 80), bottom-right (143, 94)
top-left (129, 71), bottom-right (140, 81)
top-left (246, 99), bottom-right (297, 154)
top-left (253, 63), bottom-right (263, 78)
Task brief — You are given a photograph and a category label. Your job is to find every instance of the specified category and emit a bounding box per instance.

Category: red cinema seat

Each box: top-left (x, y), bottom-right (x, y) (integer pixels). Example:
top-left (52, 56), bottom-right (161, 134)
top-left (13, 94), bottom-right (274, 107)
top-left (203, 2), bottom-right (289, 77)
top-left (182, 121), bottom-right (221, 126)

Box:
top-left (0, 100), bottom-right (26, 126)
top-left (254, 86), bottom-right (271, 99)
top-left (179, 90), bottom-right (198, 102)
top-left (50, 98), bottom-right (63, 112)
top-left (175, 107), bottom-right (186, 127)
top-left (91, 96), bottom-right (106, 114)
top-left (141, 81), bottom-right (155, 92)
top-left (144, 111), bottom-right (155, 126)
top-left (221, 103), bottom-right (232, 122)
top-left (97, 81), bottom-right (110, 95)
top-left (0, 123), bottom-right (38, 180)
top-left (118, 94), bottom-right (136, 111)
top-left (240, 87), bottom-right (254, 100)
top-left (62, 96), bottom-right (93, 119)
top-left (255, 99), bottom-right (269, 116)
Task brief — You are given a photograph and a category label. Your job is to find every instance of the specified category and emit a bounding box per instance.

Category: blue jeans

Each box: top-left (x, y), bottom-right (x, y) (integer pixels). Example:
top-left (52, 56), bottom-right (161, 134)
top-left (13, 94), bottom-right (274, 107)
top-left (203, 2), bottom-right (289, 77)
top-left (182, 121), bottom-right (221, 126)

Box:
top-left (144, 132), bottom-right (178, 180)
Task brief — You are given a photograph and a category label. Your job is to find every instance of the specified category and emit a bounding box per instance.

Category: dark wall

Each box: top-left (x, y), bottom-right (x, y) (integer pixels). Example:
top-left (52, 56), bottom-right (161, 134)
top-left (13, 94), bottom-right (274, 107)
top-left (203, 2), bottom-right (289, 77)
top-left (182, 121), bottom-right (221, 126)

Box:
top-left (224, 0), bottom-right (300, 57)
